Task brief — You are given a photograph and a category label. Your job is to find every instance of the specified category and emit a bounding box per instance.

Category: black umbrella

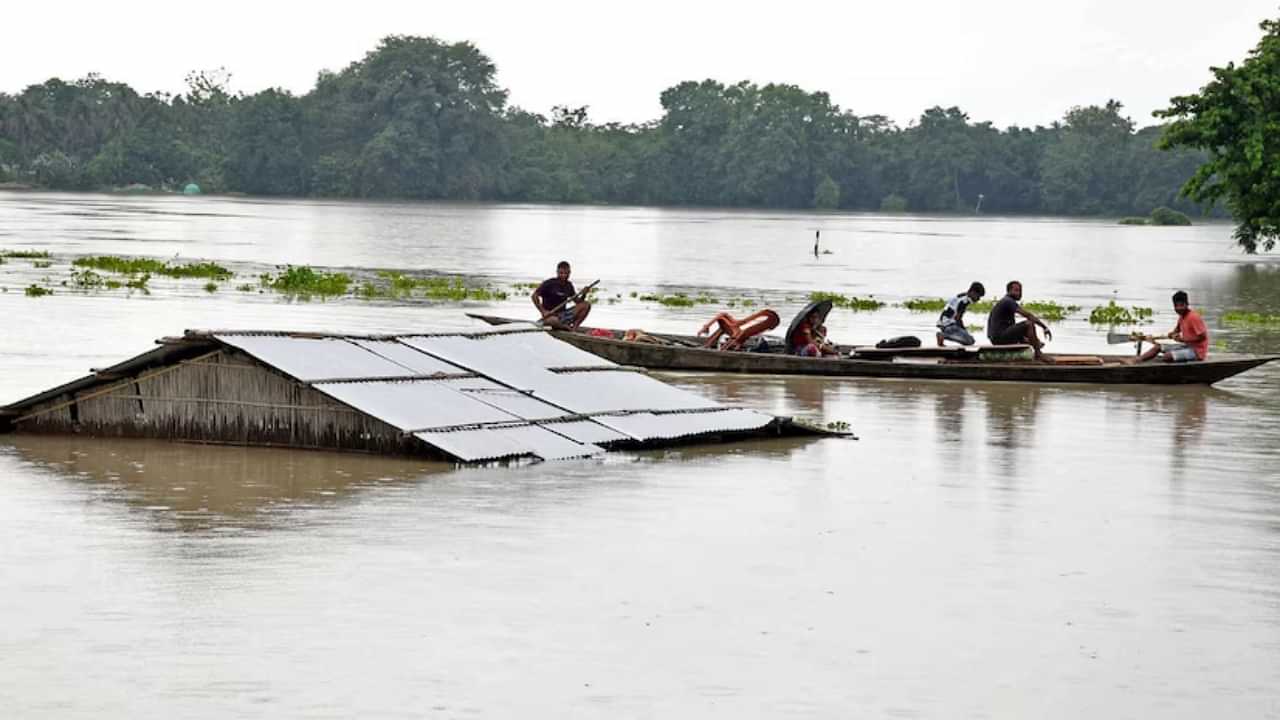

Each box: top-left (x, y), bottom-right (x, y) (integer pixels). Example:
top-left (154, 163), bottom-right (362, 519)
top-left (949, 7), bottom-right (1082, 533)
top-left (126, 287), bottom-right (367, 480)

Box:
top-left (785, 299), bottom-right (833, 350)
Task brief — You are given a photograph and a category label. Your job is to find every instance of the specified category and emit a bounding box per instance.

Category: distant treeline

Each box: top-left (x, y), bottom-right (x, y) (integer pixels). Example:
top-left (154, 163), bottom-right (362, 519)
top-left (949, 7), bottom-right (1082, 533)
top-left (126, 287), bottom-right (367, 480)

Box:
top-left (0, 35), bottom-right (1217, 216)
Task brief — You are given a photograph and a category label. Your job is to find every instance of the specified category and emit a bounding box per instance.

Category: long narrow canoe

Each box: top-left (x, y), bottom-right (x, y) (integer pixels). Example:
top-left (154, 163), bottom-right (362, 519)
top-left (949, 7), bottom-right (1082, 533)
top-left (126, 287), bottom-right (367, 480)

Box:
top-left (467, 314), bottom-right (1279, 385)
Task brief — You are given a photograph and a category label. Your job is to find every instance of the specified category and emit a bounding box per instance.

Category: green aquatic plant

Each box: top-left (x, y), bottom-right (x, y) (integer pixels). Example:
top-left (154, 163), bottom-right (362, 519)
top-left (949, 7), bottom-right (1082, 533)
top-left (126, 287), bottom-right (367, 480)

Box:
top-left (1021, 301), bottom-right (1081, 322)
top-left (73, 255), bottom-right (231, 280)
top-left (74, 256), bottom-right (167, 275)
top-left (902, 298), bottom-right (946, 312)
top-left (24, 284), bottom-right (51, 297)
top-left (639, 292), bottom-right (697, 307)
top-left (32, 260), bottom-right (52, 268)
top-left (4, 249), bottom-right (51, 259)
top-left (165, 262), bottom-right (232, 280)
top-left (1088, 300), bottom-right (1154, 325)
top-left (263, 265), bottom-right (352, 296)
top-left (809, 291), bottom-right (885, 311)
top-left (236, 283), bottom-right (254, 292)
top-left (69, 268), bottom-right (107, 288)
top-left (359, 271), bottom-right (509, 302)
top-left (1221, 311), bottom-right (1280, 327)
top-left (203, 282), bottom-right (219, 293)
top-left (1118, 217), bottom-right (1149, 226)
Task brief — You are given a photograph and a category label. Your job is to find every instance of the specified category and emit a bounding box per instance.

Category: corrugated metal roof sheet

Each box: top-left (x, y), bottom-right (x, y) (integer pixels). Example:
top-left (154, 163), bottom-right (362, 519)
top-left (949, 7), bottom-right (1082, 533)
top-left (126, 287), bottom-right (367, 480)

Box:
top-left (400, 335), bottom-right (556, 390)
top-left (313, 380), bottom-right (519, 431)
top-left (409, 330), bottom-right (615, 370)
top-left (216, 330), bottom-right (771, 460)
top-left (414, 426), bottom-right (603, 462)
top-left (401, 335), bottom-right (718, 415)
top-left (539, 420), bottom-right (631, 445)
top-left (602, 409), bottom-right (775, 441)
top-left (435, 378), bottom-right (568, 421)
top-left (215, 335), bottom-right (417, 381)
top-left (532, 372), bottom-right (722, 415)
top-left (349, 339), bottom-right (465, 376)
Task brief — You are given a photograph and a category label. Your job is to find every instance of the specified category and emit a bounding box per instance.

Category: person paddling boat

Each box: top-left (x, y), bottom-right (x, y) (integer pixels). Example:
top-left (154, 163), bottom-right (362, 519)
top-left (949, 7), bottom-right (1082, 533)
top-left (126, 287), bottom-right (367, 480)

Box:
top-left (531, 260), bottom-right (593, 330)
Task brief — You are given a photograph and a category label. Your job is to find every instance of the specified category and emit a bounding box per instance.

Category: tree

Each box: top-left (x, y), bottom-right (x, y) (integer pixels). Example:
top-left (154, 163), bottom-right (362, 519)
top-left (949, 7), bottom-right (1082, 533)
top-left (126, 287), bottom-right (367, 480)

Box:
top-left (1156, 17), bottom-right (1280, 252)
top-left (224, 89), bottom-right (306, 195)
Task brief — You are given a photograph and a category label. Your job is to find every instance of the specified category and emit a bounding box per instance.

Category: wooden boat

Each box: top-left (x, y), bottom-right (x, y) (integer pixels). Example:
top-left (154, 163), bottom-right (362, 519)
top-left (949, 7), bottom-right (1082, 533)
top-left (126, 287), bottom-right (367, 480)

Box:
top-left (467, 314), bottom-right (1279, 385)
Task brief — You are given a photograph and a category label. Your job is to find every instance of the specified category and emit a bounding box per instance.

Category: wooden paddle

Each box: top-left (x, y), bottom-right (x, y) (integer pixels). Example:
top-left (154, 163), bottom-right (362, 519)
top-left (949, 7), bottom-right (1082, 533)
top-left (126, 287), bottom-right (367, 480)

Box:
top-left (539, 279), bottom-right (599, 324)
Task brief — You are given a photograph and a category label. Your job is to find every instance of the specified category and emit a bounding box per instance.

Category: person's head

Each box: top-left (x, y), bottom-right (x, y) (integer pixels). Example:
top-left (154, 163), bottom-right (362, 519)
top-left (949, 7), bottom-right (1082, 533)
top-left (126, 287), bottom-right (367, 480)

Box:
top-left (967, 281), bottom-right (986, 301)
top-left (1006, 280), bottom-right (1022, 301)
top-left (556, 260), bottom-right (571, 281)
top-left (1172, 290), bottom-right (1190, 316)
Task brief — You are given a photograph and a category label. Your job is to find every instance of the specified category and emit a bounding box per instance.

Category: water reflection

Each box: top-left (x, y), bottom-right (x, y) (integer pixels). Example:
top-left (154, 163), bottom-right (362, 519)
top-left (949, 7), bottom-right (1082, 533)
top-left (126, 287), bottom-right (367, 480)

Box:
top-left (3, 435), bottom-right (448, 532)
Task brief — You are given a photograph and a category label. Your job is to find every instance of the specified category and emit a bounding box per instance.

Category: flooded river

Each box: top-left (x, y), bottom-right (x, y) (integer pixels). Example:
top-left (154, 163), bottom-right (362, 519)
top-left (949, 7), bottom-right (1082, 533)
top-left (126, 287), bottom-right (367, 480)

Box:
top-left (1, 191), bottom-right (1278, 717)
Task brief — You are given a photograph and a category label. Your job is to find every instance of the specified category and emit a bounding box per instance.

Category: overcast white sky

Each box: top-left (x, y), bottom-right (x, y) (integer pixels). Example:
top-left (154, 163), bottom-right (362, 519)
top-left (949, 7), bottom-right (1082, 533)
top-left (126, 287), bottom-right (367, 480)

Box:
top-left (4, 1), bottom-right (1275, 129)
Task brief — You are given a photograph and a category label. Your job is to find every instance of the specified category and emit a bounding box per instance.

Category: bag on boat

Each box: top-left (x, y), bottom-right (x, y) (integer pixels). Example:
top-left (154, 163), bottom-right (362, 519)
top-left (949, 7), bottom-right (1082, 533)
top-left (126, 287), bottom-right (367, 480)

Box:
top-left (743, 336), bottom-right (784, 353)
top-left (875, 335), bottom-right (922, 349)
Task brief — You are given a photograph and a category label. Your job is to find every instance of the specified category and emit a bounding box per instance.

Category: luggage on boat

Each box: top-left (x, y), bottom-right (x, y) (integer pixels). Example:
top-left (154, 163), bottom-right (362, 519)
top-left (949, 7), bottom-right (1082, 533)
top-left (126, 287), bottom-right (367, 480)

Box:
top-left (875, 335), bottom-right (922, 349)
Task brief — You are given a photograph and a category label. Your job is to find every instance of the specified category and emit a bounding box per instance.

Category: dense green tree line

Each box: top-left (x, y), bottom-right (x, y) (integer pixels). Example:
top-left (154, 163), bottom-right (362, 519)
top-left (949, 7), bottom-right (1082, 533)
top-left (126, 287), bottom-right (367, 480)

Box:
top-left (0, 35), bottom-right (1216, 219)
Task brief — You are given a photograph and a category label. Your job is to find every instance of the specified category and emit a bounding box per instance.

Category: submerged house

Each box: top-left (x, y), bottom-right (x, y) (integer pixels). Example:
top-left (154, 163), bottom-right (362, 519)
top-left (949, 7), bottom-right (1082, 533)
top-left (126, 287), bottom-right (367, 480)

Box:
top-left (0, 328), bottom-right (817, 464)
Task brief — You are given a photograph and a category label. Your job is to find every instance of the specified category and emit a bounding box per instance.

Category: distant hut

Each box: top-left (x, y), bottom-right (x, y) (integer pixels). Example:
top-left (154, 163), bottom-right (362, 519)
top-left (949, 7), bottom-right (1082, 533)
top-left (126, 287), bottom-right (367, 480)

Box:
top-left (0, 329), bottom-right (813, 464)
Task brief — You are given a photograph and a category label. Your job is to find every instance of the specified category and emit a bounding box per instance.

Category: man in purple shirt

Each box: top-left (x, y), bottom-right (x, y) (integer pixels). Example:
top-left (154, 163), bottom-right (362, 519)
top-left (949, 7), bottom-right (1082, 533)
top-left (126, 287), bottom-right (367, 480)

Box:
top-left (532, 260), bottom-right (592, 330)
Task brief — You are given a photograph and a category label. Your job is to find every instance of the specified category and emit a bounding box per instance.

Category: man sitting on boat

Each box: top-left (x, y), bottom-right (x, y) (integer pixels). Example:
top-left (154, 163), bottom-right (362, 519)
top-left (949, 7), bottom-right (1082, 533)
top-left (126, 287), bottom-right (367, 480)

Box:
top-left (696, 309), bottom-right (781, 351)
top-left (1133, 290), bottom-right (1209, 363)
top-left (936, 281), bottom-right (985, 346)
top-left (532, 260), bottom-right (591, 330)
top-left (986, 280), bottom-right (1052, 360)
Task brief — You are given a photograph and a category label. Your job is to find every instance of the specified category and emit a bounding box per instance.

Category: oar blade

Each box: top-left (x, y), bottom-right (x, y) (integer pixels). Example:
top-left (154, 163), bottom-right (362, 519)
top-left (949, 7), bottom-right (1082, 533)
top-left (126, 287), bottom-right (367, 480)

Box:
top-left (1106, 332), bottom-right (1136, 344)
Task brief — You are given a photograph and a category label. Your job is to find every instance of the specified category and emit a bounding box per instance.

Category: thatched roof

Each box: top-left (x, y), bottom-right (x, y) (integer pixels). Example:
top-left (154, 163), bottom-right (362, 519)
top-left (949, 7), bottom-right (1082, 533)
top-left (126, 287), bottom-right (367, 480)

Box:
top-left (1, 328), bottom-right (811, 463)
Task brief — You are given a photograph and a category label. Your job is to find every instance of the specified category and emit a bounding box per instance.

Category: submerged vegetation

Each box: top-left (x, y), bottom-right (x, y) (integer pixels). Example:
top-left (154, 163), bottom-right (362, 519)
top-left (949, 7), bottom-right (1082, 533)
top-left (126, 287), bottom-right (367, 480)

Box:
top-left (73, 256), bottom-right (231, 279)
top-left (261, 266), bottom-right (352, 296)
top-left (1221, 311), bottom-right (1280, 328)
top-left (358, 271), bottom-right (510, 301)
top-left (1088, 300), bottom-right (1155, 325)
top-left (900, 297), bottom-right (1079, 320)
top-left (902, 298), bottom-right (947, 312)
top-left (809, 292), bottom-right (885, 311)
top-left (1116, 207), bottom-right (1193, 227)
top-left (3, 250), bottom-right (51, 259)
top-left (637, 292), bottom-right (719, 307)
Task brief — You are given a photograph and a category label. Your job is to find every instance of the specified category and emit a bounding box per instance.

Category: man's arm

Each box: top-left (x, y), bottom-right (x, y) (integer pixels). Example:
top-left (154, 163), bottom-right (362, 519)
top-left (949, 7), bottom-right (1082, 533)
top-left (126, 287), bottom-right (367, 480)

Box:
top-left (531, 287), bottom-right (549, 318)
top-left (1015, 305), bottom-right (1053, 339)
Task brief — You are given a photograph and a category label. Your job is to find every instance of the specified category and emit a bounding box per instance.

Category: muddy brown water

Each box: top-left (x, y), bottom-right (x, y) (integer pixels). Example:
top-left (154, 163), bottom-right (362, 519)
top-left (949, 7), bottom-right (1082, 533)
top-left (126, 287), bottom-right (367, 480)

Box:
top-left (1, 192), bottom-right (1278, 717)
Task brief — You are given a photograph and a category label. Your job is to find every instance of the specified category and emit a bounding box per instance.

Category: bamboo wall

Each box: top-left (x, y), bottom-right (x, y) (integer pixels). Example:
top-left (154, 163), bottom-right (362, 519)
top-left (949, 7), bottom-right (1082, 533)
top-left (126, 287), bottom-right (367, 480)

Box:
top-left (14, 349), bottom-right (436, 457)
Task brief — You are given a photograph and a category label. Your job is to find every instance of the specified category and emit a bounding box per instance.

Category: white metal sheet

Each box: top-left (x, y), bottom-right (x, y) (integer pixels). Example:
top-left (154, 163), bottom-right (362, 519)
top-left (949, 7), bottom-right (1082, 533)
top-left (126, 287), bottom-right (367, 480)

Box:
top-left (436, 378), bottom-right (568, 421)
top-left (216, 335), bottom-right (417, 381)
top-left (415, 426), bottom-right (603, 462)
top-left (601, 409), bottom-right (774, 441)
top-left (533, 372), bottom-right (722, 415)
top-left (400, 335), bottom-right (558, 390)
top-left (404, 333), bottom-right (721, 414)
top-left (540, 420), bottom-right (631, 445)
top-left (414, 428), bottom-right (529, 462)
top-left (314, 380), bottom-right (519, 431)
top-left (349, 339), bottom-right (466, 376)
top-left (460, 331), bottom-right (617, 369)
top-left (493, 425), bottom-right (605, 460)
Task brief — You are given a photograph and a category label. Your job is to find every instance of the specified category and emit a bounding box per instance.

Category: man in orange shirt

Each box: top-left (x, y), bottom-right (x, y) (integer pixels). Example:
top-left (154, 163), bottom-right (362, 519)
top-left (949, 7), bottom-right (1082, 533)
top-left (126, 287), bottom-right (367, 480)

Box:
top-left (1136, 290), bottom-right (1209, 363)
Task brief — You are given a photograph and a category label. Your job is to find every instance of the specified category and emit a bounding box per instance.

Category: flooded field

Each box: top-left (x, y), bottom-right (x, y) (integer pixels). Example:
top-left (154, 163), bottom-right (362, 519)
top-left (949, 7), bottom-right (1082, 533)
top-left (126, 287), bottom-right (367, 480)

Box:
top-left (1, 191), bottom-right (1278, 717)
